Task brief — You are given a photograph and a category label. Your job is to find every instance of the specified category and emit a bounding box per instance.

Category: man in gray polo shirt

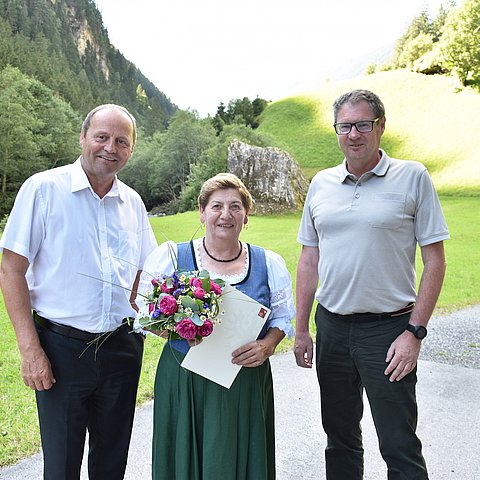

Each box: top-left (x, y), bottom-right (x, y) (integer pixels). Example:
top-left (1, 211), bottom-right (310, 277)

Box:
top-left (294, 89), bottom-right (449, 479)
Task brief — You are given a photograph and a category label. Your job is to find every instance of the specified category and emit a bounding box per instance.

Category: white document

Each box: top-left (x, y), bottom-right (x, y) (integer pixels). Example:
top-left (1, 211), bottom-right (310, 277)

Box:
top-left (181, 284), bottom-right (271, 389)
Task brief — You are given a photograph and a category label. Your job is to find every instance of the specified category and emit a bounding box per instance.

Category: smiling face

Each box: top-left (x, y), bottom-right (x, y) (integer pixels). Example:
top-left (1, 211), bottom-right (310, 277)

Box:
top-left (336, 100), bottom-right (385, 176)
top-left (200, 188), bottom-right (247, 243)
top-left (79, 107), bottom-right (135, 195)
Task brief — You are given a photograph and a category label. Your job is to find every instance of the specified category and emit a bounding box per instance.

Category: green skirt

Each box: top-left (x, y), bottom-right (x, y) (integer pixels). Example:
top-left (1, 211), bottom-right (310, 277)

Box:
top-left (152, 344), bottom-right (276, 480)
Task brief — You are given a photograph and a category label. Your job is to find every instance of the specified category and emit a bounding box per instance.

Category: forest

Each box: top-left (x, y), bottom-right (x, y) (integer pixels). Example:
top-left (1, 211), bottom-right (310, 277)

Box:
top-left (1, 0), bottom-right (479, 219)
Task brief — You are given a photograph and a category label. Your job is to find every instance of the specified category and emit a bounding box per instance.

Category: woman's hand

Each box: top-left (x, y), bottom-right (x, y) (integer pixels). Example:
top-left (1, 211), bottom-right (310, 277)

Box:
top-left (187, 337), bottom-right (203, 347)
top-left (231, 327), bottom-right (285, 368)
top-left (231, 340), bottom-right (273, 367)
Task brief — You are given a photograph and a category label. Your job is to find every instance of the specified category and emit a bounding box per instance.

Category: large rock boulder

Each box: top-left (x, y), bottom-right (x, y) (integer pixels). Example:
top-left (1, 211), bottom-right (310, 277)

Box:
top-left (227, 139), bottom-right (309, 214)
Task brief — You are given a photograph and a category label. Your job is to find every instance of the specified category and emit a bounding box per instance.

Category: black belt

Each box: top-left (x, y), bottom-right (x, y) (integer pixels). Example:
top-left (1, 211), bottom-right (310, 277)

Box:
top-left (33, 311), bottom-right (133, 342)
top-left (321, 303), bottom-right (415, 323)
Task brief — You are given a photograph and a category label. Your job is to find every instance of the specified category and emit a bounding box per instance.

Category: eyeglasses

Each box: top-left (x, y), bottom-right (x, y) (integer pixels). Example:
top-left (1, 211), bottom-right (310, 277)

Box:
top-left (333, 118), bottom-right (380, 135)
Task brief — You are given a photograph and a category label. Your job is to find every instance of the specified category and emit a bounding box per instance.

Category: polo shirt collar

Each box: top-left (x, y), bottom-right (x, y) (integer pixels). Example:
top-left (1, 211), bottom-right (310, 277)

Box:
top-left (71, 157), bottom-right (123, 200)
top-left (339, 149), bottom-right (391, 183)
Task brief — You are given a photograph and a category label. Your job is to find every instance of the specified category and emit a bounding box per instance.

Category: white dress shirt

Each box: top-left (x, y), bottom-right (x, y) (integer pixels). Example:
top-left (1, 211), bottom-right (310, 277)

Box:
top-left (0, 158), bottom-right (158, 332)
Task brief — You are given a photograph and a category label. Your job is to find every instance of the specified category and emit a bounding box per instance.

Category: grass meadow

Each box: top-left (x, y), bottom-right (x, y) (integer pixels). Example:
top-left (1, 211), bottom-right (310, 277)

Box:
top-left (258, 70), bottom-right (480, 196)
top-left (1, 196), bottom-right (479, 465)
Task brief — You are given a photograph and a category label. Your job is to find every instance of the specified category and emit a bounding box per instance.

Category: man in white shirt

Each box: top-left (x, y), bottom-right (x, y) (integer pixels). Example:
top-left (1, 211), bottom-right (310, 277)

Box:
top-left (294, 90), bottom-right (449, 479)
top-left (0, 104), bottom-right (157, 479)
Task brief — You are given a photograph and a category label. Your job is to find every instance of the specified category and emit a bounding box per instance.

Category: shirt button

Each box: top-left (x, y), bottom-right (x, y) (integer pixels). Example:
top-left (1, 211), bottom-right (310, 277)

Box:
top-left (355, 193), bottom-right (360, 199)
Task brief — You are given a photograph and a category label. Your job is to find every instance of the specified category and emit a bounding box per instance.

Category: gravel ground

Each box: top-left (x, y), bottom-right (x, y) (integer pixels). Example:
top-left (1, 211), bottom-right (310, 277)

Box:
top-left (419, 304), bottom-right (480, 368)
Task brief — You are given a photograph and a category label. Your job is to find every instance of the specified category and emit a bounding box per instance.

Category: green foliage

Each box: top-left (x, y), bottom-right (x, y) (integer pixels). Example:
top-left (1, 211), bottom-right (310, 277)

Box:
top-left (212, 96), bottom-right (268, 134)
top-left (398, 32), bottom-right (435, 69)
top-left (120, 111), bottom-right (217, 214)
top-left (0, 66), bottom-right (80, 216)
top-left (440, 0), bottom-right (480, 86)
top-left (177, 123), bottom-right (273, 212)
top-left (0, 0), bottom-right (176, 129)
top-left (392, 9), bottom-right (433, 68)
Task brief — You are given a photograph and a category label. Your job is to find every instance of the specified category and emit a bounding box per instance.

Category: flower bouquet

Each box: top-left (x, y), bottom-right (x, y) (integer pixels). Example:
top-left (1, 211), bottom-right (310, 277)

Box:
top-left (137, 269), bottom-right (225, 341)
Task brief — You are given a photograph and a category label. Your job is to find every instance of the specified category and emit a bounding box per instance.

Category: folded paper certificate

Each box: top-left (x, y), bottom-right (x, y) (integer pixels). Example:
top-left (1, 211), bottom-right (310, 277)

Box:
top-left (181, 284), bottom-right (271, 389)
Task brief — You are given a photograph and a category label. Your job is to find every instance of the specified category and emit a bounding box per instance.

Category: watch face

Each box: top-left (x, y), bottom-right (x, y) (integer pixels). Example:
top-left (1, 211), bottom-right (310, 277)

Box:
top-left (416, 326), bottom-right (428, 339)
top-left (407, 324), bottom-right (428, 339)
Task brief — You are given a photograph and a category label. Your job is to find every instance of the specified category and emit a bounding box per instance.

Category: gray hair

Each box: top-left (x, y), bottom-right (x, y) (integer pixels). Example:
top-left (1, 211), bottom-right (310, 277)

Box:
top-left (333, 89), bottom-right (385, 123)
top-left (82, 104), bottom-right (137, 146)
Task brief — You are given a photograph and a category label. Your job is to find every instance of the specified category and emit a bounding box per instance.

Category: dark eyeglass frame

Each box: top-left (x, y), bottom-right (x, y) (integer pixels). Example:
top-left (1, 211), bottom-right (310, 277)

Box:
top-left (333, 118), bottom-right (380, 135)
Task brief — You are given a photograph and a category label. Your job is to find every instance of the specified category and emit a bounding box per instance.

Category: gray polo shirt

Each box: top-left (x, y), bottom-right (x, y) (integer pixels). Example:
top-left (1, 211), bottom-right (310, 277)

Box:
top-left (297, 150), bottom-right (450, 314)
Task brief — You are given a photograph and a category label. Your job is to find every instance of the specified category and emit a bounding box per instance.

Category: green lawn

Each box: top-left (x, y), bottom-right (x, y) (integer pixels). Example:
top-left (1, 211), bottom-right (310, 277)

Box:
top-left (258, 70), bottom-right (480, 195)
top-left (1, 195), bottom-right (479, 466)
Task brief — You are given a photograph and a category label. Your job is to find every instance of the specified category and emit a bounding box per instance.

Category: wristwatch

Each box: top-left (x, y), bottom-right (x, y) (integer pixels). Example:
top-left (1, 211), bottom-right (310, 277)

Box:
top-left (406, 324), bottom-right (428, 340)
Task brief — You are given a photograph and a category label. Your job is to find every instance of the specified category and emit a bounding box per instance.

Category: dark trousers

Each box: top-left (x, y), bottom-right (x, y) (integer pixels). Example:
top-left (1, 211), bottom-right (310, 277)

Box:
top-left (315, 304), bottom-right (428, 480)
top-left (35, 323), bottom-right (144, 480)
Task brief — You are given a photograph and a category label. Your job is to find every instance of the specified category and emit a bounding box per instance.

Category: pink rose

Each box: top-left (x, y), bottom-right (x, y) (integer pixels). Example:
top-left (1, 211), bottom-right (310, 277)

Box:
top-left (190, 277), bottom-right (203, 288)
top-left (210, 281), bottom-right (222, 295)
top-left (151, 278), bottom-right (160, 287)
top-left (159, 295), bottom-right (178, 316)
top-left (193, 287), bottom-right (207, 300)
top-left (148, 302), bottom-right (156, 313)
top-left (198, 319), bottom-right (213, 337)
top-left (175, 318), bottom-right (197, 340)
top-left (161, 281), bottom-right (174, 293)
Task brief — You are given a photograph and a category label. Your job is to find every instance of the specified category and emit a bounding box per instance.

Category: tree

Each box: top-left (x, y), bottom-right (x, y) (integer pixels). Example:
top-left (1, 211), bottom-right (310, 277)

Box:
top-left (398, 32), bottom-right (435, 68)
top-left (212, 97), bottom-right (268, 134)
top-left (0, 66), bottom-right (80, 216)
top-left (178, 123), bottom-right (272, 212)
top-left (136, 111), bottom-right (217, 214)
top-left (392, 10), bottom-right (432, 68)
top-left (440, 0), bottom-right (480, 85)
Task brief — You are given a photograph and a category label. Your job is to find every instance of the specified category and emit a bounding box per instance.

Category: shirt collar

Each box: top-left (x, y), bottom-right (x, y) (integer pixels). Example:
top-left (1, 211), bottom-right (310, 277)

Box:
top-left (338, 149), bottom-right (391, 183)
top-left (71, 157), bottom-right (123, 200)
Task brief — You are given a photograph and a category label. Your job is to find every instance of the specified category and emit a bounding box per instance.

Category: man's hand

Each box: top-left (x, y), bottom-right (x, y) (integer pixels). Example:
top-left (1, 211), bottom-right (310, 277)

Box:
top-left (294, 331), bottom-right (314, 368)
top-left (21, 348), bottom-right (56, 391)
top-left (384, 331), bottom-right (421, 382)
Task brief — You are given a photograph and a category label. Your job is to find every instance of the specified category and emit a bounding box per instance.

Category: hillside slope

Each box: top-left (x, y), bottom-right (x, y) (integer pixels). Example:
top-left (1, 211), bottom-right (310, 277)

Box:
top-left (258, 70), bottom-right (480, 194)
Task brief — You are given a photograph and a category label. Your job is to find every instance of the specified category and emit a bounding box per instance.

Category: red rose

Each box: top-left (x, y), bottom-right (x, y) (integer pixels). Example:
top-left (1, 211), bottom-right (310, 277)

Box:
top-left (193, 287), bottom-right (207, 300)
top-left (210, 281), bottom-right (222, 295)
top-left (161, 281), bottom-right (174, 293)
top-left (159, 295), bottom-right (178, 315)
top-left (190, 277), bottom-right (203, 289)
top-left (198, 319), bottom-right (213, 337)
top-left (175, 318), bottom-right (197, 340)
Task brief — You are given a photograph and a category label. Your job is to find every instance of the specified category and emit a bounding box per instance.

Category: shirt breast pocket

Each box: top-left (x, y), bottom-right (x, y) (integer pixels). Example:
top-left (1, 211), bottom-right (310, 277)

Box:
top-left (368, 192), bottom-right (406, 230)
top-left (117, 230), bottom-right (139, 268)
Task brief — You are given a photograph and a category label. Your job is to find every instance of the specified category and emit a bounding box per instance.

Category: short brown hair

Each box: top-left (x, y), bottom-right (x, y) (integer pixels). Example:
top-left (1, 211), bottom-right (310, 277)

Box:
top-left (198, 173), bottom-right (253, 213)
top-left (333, 89), bottom-right (385, 123)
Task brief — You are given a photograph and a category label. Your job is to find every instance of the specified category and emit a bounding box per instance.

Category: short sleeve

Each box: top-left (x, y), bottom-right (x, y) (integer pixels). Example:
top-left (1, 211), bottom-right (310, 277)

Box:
top-left (414, 170), bottom-right (450, 246)
top-left (0, 175), bottom-right (46, 261)
top-left (265, 250), bottom-right (295, 337)
top-left (297, 179), bottom-right (319, 247)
